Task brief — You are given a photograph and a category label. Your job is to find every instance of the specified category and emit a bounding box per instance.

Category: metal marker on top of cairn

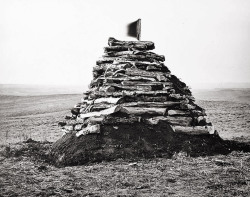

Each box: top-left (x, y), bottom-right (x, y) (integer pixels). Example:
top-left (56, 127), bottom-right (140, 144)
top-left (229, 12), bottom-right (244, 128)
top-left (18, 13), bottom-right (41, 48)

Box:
top-left (52, 37), bottom-right (219, 166)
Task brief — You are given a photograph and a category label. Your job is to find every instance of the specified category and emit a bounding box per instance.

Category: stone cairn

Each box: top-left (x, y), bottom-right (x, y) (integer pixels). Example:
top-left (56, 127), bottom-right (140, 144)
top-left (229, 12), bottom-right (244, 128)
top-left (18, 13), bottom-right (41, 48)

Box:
top-left (52, 37), bottom-right (219, 166)
top-left (64, 37), bottom-right (213, 135)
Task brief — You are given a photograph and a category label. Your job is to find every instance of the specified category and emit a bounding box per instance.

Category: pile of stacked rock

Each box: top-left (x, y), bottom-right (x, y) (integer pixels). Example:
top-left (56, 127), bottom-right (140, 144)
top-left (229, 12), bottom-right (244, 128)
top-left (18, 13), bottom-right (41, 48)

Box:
top-left (62, 37), bottom-right (213, 136)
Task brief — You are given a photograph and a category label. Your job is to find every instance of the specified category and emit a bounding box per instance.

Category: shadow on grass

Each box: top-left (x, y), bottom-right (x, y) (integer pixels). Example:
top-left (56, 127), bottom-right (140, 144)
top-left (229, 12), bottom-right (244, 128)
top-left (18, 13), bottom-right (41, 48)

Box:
top-left (171, 133), bottom-right (250, 157)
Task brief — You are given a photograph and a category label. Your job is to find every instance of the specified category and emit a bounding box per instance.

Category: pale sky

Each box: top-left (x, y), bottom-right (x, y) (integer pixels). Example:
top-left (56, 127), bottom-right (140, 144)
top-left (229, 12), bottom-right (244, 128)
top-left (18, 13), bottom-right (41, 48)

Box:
top-left (0, 0), bottom-right (250, 89)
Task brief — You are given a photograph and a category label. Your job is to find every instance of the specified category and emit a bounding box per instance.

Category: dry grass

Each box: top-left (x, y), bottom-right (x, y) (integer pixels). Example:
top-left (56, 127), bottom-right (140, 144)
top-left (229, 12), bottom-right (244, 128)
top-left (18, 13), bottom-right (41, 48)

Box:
top-left (0, 94), bottom-right (81, 145)
top-left (196, 100), bottom-right (250, 142)
top-left (0, 93), bottom-right (250, 196)
top-left (0, 145), bottom-right (249, 196)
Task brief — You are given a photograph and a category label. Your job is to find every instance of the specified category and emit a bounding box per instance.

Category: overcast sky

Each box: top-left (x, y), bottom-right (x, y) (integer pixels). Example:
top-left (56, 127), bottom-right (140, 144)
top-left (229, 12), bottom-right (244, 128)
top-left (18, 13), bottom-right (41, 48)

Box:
top-left (0, 0), bottom-right (249, 89)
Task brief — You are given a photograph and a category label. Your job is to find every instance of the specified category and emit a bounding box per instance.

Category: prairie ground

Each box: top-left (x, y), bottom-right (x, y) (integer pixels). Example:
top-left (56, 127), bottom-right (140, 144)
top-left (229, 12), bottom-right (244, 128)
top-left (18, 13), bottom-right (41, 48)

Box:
top-left (0, 89), bottom-right (250, 196)
top-left (0, 94), bottom-right (81, 145)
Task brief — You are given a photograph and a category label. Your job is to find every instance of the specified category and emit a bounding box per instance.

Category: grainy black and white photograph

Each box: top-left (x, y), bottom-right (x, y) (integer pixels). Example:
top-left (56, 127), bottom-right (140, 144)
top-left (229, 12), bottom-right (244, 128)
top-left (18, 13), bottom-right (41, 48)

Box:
top-left (0, 0), bottom-right (250, 196)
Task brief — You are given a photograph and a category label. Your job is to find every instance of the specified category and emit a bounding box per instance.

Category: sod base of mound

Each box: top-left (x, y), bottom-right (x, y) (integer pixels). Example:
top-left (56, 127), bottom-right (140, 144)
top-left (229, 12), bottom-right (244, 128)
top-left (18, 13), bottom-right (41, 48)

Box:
top-left (50, 122), bottom-right (235, 166)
